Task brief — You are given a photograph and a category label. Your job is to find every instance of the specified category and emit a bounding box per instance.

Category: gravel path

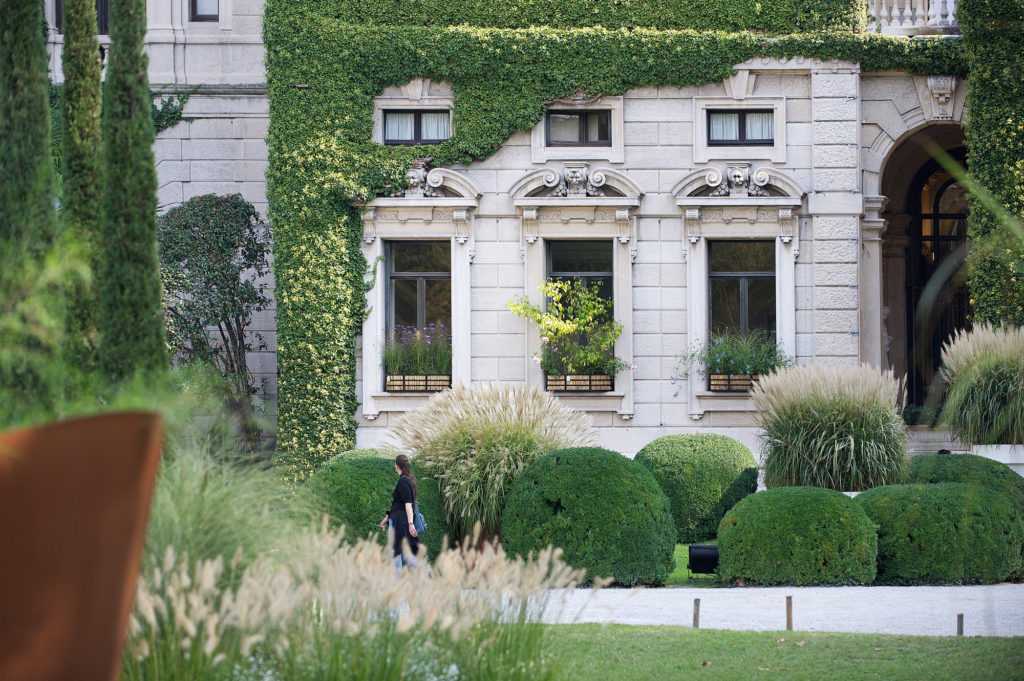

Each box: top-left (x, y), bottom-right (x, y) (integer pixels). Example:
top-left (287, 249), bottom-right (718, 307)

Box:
top-left (544, 584), bottom-right (1024, 637)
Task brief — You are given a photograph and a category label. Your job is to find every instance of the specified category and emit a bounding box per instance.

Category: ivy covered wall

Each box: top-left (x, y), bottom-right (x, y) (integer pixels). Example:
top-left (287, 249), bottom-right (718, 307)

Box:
top-left (960, 0), bottom-right (1024, 326)
top-left (264, 1), bottom-right (968, 479)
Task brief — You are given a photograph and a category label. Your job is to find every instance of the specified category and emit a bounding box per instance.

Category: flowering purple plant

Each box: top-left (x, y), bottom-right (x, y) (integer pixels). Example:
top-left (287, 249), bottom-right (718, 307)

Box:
top-left (384, 322), bottom-right (452, 375)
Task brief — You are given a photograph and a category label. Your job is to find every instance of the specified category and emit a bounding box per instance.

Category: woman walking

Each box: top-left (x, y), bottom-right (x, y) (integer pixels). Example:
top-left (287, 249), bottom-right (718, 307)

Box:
top-left (379, 454), bottom-right (420, 568)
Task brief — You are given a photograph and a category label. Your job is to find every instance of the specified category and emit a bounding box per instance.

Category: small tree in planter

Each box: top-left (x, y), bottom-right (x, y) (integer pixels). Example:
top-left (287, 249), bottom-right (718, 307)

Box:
top-left (681, 332), bottom-right (790, 392)
top-left (509, 279), bottom-right (625, 392)
top-left (383, 323), bottom-right (452, 392)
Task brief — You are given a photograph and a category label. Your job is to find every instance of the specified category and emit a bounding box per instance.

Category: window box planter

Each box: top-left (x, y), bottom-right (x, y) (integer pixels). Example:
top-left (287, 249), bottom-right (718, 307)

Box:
top-left (385, 374), bottom-right (451, 393)
top-left (708, 373), bottom-right (758, 393)
top-left (545, 373), bottom-right (614, 393)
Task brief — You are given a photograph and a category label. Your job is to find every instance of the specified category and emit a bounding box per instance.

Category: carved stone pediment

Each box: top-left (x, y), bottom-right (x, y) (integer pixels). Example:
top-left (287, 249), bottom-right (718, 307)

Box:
top-left (705, 162), bottom-right (770, 198)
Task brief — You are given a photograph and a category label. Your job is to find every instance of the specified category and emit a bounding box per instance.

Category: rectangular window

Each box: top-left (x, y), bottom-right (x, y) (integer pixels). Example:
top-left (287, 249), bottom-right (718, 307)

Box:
top-left (55, 0), bottom-right (110, 34)
top-left (708, 241), bottom-right (776, 335)
top-left (190, 0), bottom-right (219, 21)
top-left (545, 110), bottom-right (612, 147)
top-left (707, 110), bottom-right (774, 146)
top-left (546, 240), bottom-right (613, 299)
top-left (383, 110), bottom-right (451, 145)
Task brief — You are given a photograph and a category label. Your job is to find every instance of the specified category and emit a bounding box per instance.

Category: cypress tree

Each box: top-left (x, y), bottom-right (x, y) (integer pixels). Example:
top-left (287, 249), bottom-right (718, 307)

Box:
top-left (0, 0), bottom-right (60, 415)
top-left (0, 0), bottom-right (56, 255)
top-left (62, 0), bottom-right (104, 374)
top-left (97, 0), bottom-right (168, 381)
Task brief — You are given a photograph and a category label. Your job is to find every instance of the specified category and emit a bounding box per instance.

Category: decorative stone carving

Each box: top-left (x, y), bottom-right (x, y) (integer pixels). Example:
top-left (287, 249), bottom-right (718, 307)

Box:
top-left (926, 75), bottom-right (956, 120)
top-left (706, 162), bottom-right (770, 198)
top-left (543, 162), bottom-right (607, 198)
top-left (397, 157), bottom-right (440, 198)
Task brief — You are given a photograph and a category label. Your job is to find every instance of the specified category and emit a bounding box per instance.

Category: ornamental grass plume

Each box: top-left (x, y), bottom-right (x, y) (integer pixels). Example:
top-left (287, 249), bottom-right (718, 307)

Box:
top-left (940, 324), bottom-right (1024, 445)
top-left (752, 364), bottom-right (907, 491)
top-left (122, 525), bottom-right (588, 681)
top-left (389, 384), bottom-right (594, 540)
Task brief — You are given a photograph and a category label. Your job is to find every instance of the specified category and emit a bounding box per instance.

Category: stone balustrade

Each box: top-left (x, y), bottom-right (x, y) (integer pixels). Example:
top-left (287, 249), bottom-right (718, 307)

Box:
top-left (867, 0), bottom-right (959, 35)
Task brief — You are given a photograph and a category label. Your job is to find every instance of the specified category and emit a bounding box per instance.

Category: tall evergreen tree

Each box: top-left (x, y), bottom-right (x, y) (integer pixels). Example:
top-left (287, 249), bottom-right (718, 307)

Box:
top-left (0, 0), bottom-right (61, 416)
top-left (62, 0), bottom-right (104, 374)
top-left (97, 0), bottom-right (168, 380)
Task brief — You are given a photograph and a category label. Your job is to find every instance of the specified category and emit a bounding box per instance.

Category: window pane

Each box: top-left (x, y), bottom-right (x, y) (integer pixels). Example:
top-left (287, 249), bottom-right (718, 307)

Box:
top-left (709, 112), bottom-right (740, 141)
top-left (392, 241), bottom-right (450, 273)
top-left (424, 280), bottom-right (452, 333)
top-left (548, 240), bottom-right (613, 275)
top-left (710, 278), bottom-right (742, 335)
top-left (195, 0), bottom-right (218, 16)
top-left (385, 112), bottom-right (415, 141)
top-left (421, 111), bottom-right (450, 140)
top-left (748, 278), bottom-right (777, 332)
top-left (709, 241), bottom-right (774, 274)
top-left (548, 113), bottom-right (580, 143)
top-left (392, 279), bottom-right (418, 331)
top-left (746, 112), bottom-right (773, 141)
top-left (585, 111), bottom-right (610, 143)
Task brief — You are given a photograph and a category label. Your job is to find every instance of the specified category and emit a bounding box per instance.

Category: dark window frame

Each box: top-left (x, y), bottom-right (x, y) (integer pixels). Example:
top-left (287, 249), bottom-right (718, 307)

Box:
top-left (706, 109), bottom-right (775, 147)
top-left (545, 239), bottom-right (615, 300)
top-left (190, 0), bottom-right (219, 22)
top-left (386, 241), bottom-right (452, 339)
top-left (382, 109), bottom-right (451, 146)
top-left (55, 0), bottom-right (110, 35)
top-left (708, 240), bottom-right (776, 336)
top-left (544, 109), bottom-right (613, 148)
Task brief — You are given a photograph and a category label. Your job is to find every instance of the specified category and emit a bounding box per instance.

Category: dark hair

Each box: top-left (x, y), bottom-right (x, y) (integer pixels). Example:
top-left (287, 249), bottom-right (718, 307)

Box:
top-left (395, 454), bottom-right (418, 496)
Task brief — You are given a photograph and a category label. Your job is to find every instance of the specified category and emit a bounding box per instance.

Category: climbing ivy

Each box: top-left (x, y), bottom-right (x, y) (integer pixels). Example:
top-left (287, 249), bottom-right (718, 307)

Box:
top-left (264, 1), bottom-right (967, 480)
top-left (960, 0), bottom-right (1024, 326)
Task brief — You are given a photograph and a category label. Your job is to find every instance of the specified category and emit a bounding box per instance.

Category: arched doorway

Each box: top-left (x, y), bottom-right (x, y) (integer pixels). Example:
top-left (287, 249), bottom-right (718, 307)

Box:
top-left (879, 125), bottom-right (970, 415)
top-left (905, 152), bottom-right (970, 408)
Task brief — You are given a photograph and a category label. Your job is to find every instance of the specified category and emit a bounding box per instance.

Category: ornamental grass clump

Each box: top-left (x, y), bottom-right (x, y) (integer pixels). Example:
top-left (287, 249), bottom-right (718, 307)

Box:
top-left (122, 527), bottom-right (587, 681)
top-left (390, 384), bottom-right (594, 540)
top-left (939, 324), bottom-right (1024, 445)
top-left (753, 365), bottom-right (907, 491)
top-left (383, 323), bottom-right (453, 376)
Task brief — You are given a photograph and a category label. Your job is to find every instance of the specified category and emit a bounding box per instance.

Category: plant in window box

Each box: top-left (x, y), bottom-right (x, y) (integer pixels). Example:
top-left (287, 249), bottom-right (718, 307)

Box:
top-left (509, 279), bottom-right (625, 393)
top-left (383, 323), bottom-right (452, 392)
top-left (682, 332), bottom-right (791, 393)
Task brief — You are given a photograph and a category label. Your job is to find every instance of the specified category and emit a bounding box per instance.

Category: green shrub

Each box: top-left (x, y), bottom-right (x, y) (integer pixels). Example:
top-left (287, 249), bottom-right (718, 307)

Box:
top-left (309, 449), bottom-right (447, 557)
top-left (939, 325), bottom-right (1024, 445)
top-left (909, 452), bottom-right (1024, 515)
top-left (684, 331), bottom-right (791, 377)
top-left (501, 447), bottom-right (675, 586)
top-left (753, 365), bottom-right (908, 491)
top-left (635, 434), bottom-right (757, 543)
top-left (718, 487), bottom-right (877, 586)
top-left (391, 384), bottom-right (593, 540)
top-left (857, 483), bottom-right (1024, 584)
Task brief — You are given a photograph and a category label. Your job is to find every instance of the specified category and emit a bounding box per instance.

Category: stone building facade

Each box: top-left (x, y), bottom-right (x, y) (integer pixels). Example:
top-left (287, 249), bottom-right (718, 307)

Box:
top-left (46, 1), bottom-right (969, 455)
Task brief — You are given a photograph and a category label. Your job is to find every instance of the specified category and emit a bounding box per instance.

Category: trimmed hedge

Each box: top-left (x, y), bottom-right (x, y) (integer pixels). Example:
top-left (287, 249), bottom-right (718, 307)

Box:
top-left (309, 449), bottom-right (447, 557)
top-left (635, 434), bottom-right (757, 543)
top-left (718, 487), bottom-right (877, 586)
top-left (857, 483), bottom-right (1024, 584)
top-left (501, 447), bottom-right (675, 586)
top-left (909, 453), bottom-right (1024, 513)
top-left (318, 0), bottom-right (867, 33)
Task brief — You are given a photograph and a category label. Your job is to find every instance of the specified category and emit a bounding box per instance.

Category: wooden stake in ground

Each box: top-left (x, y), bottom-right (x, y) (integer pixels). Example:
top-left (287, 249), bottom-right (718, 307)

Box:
top-left (786, 596), bottom-right (793, 631)
top-left (957, 613), bottom-right (964, 637)
top-left (692, 598), bottom-right (700, 629)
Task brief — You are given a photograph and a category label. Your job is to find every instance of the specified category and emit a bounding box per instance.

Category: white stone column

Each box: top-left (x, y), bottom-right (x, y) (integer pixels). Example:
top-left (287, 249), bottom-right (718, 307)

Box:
top-left (860, 196), bottom-right (888, 367)
top-left (810, 64), bottom-right (863, 367)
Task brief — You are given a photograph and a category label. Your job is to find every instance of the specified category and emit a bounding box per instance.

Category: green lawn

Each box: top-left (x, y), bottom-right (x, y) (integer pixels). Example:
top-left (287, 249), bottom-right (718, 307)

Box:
top-left (666, 543), bottom-right (718, 587)
top-left (548, 624), bottom-right (1024, 681)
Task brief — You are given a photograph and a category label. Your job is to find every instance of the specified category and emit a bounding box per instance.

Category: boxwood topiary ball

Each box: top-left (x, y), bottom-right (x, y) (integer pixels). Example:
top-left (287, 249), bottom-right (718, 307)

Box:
top-left (718, 487), bottom-right (877, 586)
top-left (501, 447), bottom-right (676, 586)
top-left (857, 483), bottom-right (1024, 584)
top-left (908, 453), bottom-right (1024, 513)
top-left (308, 449), bottom-right (448, 558)
top-left (635, 434), bottom-right (758, 543)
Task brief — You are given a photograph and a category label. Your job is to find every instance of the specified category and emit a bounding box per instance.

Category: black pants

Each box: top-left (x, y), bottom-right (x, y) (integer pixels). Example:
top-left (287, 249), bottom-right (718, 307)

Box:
top-left (391, 519), bottom-right (420, 559)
